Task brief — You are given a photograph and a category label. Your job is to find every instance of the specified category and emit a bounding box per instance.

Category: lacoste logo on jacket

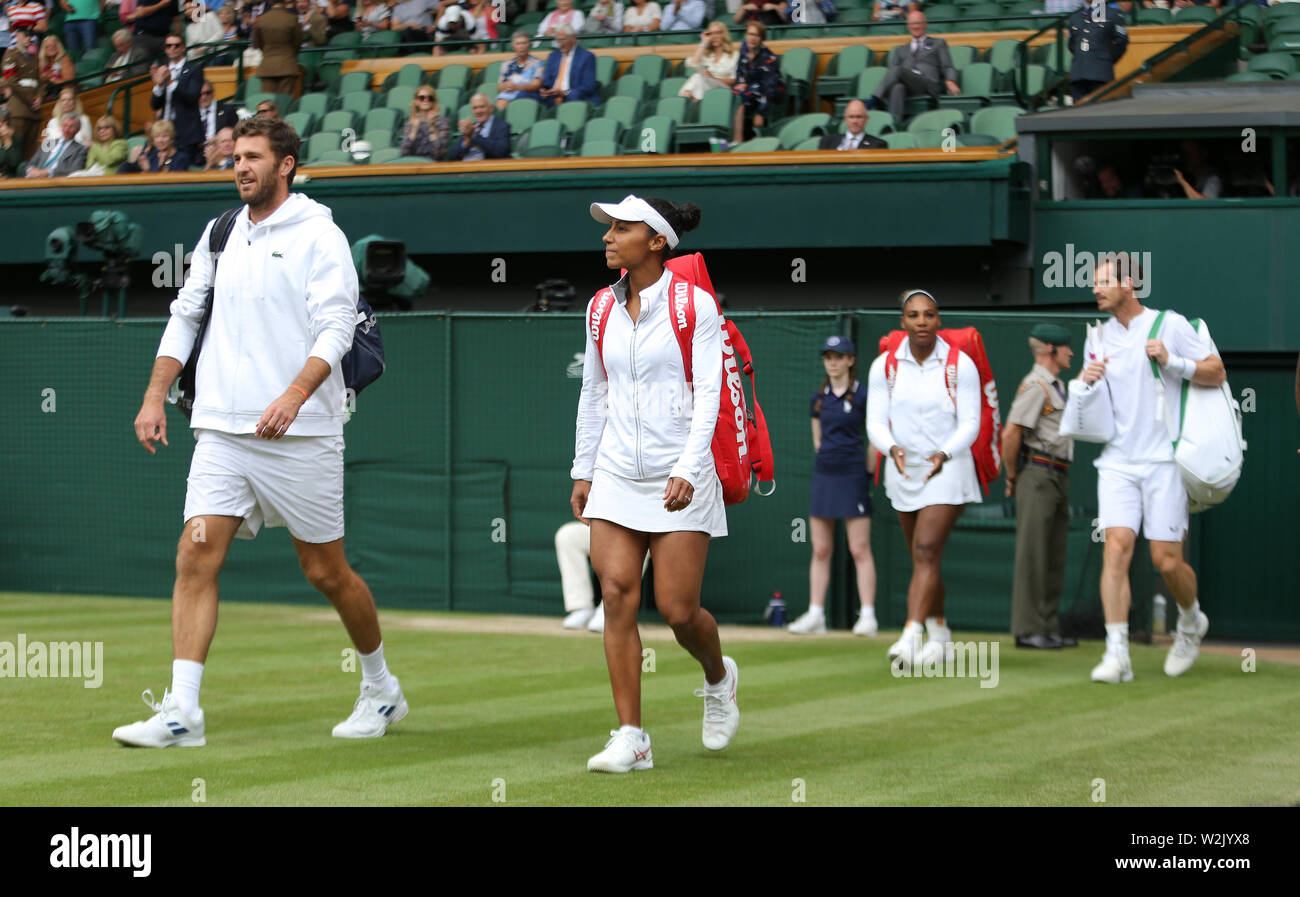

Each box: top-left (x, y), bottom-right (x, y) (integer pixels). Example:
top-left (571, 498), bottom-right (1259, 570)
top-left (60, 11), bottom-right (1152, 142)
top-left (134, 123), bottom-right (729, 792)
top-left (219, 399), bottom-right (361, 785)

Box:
top-left (272, 251), bottom-right (284, 258)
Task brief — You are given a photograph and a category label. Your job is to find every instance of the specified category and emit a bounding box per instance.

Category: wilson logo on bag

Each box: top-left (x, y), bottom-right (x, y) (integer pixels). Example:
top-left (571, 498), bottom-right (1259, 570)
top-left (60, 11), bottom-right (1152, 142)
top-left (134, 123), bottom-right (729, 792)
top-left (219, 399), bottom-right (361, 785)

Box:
top-left (876, 327), bottom-right (1001, 494)
top-left (589, 253), bottom-right (775, 504)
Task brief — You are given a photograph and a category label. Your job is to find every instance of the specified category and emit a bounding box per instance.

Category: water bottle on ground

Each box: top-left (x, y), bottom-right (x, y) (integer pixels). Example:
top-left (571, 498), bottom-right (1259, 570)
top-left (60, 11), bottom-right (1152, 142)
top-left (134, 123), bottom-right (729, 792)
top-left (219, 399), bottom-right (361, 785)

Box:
top-left (763, 591), bottom-right (786, 627)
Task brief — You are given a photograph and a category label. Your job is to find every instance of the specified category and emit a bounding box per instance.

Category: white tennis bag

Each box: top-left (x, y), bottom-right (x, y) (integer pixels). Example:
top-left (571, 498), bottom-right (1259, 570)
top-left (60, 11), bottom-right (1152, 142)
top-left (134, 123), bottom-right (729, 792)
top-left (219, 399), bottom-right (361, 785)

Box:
top-left (1059, 321), bottom-right (1115, 443)
top-left (1149, 313), bottom-right (1246, 512)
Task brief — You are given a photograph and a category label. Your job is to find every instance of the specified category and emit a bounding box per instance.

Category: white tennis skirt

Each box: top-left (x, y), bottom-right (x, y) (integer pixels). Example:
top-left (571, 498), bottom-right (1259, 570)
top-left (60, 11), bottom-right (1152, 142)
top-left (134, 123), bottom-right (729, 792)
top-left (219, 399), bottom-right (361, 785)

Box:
top-left (584, 468), bottom-right (728, 538)
top-left (883, 450), bottom-right (982, 513)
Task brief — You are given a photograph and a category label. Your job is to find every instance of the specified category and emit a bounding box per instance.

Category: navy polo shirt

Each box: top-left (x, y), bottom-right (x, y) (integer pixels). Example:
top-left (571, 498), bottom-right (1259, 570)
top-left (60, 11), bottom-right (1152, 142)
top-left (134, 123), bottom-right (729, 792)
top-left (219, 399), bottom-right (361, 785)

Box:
top-left (810, 381), bottom-right (867, 473)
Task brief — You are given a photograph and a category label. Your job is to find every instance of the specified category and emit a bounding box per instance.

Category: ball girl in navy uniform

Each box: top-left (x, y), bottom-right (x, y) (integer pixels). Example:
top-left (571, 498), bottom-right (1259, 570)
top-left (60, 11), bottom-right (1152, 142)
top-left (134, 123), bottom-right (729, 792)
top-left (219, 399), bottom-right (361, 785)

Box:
top-left (570, 194), bottom-right (740, 774)
top-left (787, 336), bottom-right (879, 637)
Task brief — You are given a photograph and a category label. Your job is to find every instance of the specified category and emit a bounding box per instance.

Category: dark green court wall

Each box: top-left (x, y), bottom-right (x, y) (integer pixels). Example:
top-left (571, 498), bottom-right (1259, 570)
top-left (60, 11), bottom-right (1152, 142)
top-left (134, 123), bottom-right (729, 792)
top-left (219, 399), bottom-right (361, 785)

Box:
top-left (3, 312), bottom-right (1295, 640)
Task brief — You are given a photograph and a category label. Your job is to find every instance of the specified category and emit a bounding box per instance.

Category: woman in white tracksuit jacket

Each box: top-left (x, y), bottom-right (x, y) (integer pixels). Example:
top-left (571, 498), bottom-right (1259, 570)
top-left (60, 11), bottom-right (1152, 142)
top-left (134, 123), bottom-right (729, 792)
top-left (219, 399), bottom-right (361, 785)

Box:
top-left (570, 195), bottom-right (740, 774)
top-left (866, 289), bottom-right (982, 671)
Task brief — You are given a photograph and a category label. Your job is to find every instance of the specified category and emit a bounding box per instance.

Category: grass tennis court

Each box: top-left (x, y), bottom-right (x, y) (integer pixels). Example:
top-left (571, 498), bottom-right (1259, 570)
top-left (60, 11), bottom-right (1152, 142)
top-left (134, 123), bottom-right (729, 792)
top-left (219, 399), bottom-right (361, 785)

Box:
top-left (2, 593), bottom-right (1297, 807)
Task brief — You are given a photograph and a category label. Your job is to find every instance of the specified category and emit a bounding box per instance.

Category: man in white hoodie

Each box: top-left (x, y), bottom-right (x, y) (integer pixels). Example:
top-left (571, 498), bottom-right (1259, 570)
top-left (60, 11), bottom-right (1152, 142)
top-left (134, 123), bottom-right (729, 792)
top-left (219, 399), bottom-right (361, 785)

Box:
top-left (116, 116), bottom-right (407, 748)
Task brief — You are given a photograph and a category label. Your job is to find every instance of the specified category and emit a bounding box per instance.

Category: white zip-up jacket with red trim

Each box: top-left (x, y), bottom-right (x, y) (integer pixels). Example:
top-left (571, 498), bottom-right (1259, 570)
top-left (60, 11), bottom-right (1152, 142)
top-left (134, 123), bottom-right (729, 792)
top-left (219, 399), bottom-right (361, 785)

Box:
top-left (571, 268), bottom-right (723, 490)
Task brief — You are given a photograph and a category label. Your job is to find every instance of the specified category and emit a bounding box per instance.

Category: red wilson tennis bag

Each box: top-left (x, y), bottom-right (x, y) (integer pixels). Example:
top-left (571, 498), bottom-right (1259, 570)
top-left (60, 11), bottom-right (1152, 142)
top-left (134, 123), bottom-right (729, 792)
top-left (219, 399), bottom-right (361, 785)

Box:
top-left (876, 327), bottom-right (1001, 495)
top-left (589, 253), bottom-right (775, 504)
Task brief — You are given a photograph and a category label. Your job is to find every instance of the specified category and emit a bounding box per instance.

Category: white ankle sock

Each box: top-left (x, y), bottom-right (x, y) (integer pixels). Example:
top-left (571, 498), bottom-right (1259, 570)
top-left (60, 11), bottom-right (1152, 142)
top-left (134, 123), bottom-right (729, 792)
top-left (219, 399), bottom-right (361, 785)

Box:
top-left (903, 620), bottom-right (924, 639)
top-left (925, 617), bottom-right (947, 639)
top-left (359, 643), bottom-right (392, 690)
top-left (807, 604), bottom-right (825, 617)
top-left (617, 724), bottom-right (646, 740)
top-left (859, 605), bottom-right (875, 618)
top-left (171, 659), bottom-right (204, 717)
top-left (1178, 600), bottom-right (1201, 629)
top-left (1104, 622), bottom-right (1129, 653)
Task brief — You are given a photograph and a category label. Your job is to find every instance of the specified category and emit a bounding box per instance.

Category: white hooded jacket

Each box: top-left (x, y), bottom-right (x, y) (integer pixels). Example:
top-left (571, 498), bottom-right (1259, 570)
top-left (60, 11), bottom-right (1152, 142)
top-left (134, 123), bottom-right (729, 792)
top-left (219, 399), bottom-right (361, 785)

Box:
top-left (156, 194), bottom-right (358, 437)
top-left (571, 267), bottom-right (722, 490)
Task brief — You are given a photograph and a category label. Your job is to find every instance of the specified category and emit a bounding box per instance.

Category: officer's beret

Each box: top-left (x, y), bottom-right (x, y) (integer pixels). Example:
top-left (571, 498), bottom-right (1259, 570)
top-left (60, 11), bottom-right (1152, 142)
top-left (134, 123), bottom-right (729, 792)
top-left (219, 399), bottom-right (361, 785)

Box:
top-left (1031, 323), bottom-right (1072, 347)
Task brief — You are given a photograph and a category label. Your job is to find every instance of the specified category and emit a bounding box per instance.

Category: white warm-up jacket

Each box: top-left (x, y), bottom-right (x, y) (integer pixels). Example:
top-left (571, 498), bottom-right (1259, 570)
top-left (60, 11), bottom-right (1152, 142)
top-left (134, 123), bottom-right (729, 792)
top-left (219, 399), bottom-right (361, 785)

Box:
top-left (571, 268), bottom-right (722, 489)
top-left (156, 194), bottom-right (358, 437)
top-left (866, 334), bottom-right (980, 462)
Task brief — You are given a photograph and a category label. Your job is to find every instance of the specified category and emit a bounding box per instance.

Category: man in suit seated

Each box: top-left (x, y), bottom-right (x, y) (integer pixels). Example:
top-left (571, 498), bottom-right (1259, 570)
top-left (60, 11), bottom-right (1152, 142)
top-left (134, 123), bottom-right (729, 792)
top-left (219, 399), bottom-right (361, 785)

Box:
top-left (539, 25), bottom-right (600, 108)
top-left (196, 81), bottom-right (240, 149)
top-left (24, 114), bottom-right (90, 178)
top-left (106, 29), bottom-right (150, 83)
top-left (449, 92), bottom-right (511, 160)
top-left (870, 9), bottom-right (960, 124)
top-left (820, 100), bottom-right (887, 150)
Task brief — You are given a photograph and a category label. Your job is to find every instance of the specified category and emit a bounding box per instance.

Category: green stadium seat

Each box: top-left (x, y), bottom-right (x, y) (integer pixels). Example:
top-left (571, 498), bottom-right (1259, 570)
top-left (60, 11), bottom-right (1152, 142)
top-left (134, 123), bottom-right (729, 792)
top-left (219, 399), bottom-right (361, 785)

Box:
top-left (926, 4), bottom-right (960, 23)
top-left (364, 106), bottom-right (400, 136)
top-left (555, 100), bottom-right (592, 135)
top-left (863, 109), bottom-right (895, 136)
top-left (675, 87), bottom-right (734, 148)
top-left (941, 61), bottom-right (994, 113)
top-left (730, 136), bottom-right (780, 153)
top-left (780, 46), bottom-right (816, 113)
top-left (834, 66), bottom-right (887, 117)
top-left (1246, 51), bottom-right (1297, 79)
top-left (285, 111), bottom-right (316, 138)
top-left (910, 129), bottom-right (946, 148)
top-left (581, 118), bottom-right (625, 149)
top-left (504, 97), bottom-right (542, 135)
top-left (362, 30), bottom-right (402, 58)
top-left (438, 64), bottom-right (472, 92)
top-left (1013, 63), bottom-right (1049, 100)
top-left (339, 90), bottom-right (374, 117)
top-left (1225, 70), bottom-right (1274, 82)
top-left (631, 54), bottom-right (668, 88)
top-left (579, 139), bottom-right (622, 156)
top-left (1268, 34), bottom-right (1300, 56)
top-left (314, 149), bottom-right (355, 164)
top-left (1034, 42), bottom-right (1073, 74)
top-left (949, 45), bottom-right (978, 72)
top-left (337, 71), bottom-right (372, 95)
top-left (907, 107), bottom-right (965, 134)
top-left (386, 85), bottom-right (417, 111)
top-left (1173, 6), bottom-right (1218, 26)
top-left (1135, 7), bottom-right (1172, 26)
top-left (775, 112), bottom-right (831, 150)
top-left (294, 92), bottom-right (331, 121)
top-left (658, 76), bottom-right (687, 99)
top-left (371, 147), bottom-right (403, 164)
top-left (818, 45), bottom-right (872, 103)
top-left (517, 119), bottom-right (568, 157)
top-left (127, 135), bottom-right (148, 154)
top-left (968, 104), bottom-right (1023, 142)
top-left (987, 38), bottom-right (1022, 89)
top-left (654, 95), bottom-right (689, 125)
top-left (243, 75), bottom-right (264, 98)
top-left (883, 131), bottom-right (915, 149)
top-left (635, 114), bottom-right (678, 154)
top-left (515, 11), bottom-right (545, 29)
top-left (458, 103), bottom-right (472, 121)
top-left (476, 60), bottom-right (503, 93)
top-left (602, 95), bottom-right (641, 130)
top-left (321, 109), bottom-right (358, 133)
top-left (393, 155), bottom-right (433, 162)
top-left (613, 73), bottom-right (649, 103)
top-left (793, 135), bottom-right (823, 151)
top-left (306, 131), bottom-right (342, 161)
top-left (363, 130), bottom-right (394, 150)
top-left (595, 55), bottom-right (618, 88)
top-left (436, 87), bottom-right (463, 112)
top-left (386, 64), bottom-right (426, 91)
top-left (957, 133), bottom-right (1001, 146)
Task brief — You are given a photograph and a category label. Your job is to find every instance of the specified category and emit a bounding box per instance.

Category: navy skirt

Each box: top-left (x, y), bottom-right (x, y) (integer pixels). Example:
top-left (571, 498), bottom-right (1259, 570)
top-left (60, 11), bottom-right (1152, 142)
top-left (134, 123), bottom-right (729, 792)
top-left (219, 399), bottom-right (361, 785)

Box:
top-left (810, 462), bottom-right (873, 519)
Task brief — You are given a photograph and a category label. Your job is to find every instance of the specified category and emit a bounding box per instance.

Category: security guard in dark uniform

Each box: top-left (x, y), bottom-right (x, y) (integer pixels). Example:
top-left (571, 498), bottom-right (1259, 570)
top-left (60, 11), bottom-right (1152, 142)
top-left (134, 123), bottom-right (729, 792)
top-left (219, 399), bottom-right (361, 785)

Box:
top-left (1067, 1), bottom-right (1129, 104)
top-left (1, 27), bottom-right (44, 161)
top-left (1003, 324), bottom-right (1077, 649)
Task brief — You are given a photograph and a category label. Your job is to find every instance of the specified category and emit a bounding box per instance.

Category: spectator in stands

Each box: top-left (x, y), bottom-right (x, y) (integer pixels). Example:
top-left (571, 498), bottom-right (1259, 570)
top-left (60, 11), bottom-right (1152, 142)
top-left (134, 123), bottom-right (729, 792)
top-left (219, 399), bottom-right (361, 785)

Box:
top-left (537, 0), bottom-right (584, 37)
top-left (401, 84), bottom-right (451, 158)
top-left (25, 112), bottom-right (89, 176)
top-left (873, 0), bottom-right (909, 21)
top-left (820, 99), bottom-right (886, 149)
top-left (298, 0), bottom-right (330, 45)
top-left (1095, 161), bottom-right (1142, 198)
top-left (86, 115), bottom-right (130, 173)
top-left (1045, 0), bottom-right (1085, 14)
top-left (870, 9), bottom-right (960, 124)
top-left (186, 1), bottom-right (225, 57)
top-left (63, 0), bottom-right (102, 58)
top-left (623, 0), bottom-right (662, 31)
top-left (465, 0), bottom-right (498, 51)
top-left (449, 90), bottom-right (510, 158)
top-left (1068, 0), bottom-right (1127, 102)
top-left (540, 24), bottom-right (599, 105)
top-left (1, 26), bottom-right (43, 161)
top-left (390, 0), bottom-right (435, 49)
top-left (731, 20), bottom-right (782, 142)
top-left (432, 0), bottom-right (475, 53)
top-left (41, 86), bottom-right (92, 147)
top-left (211, 4), bottom-right (243, 62)
top-left (0, 110), bottom-right (22, 178)
top-left (325, 0), bottom-right (357, 38)
top-left (255, 0), bottom-right (305, 96)
top-left (150, 34), bottom-right (207, 162)
top-left (204, 124), bottom-right (236, 168)
top-left (255, 98), bottom-right (281, 117)
top-left (680, 19), bottom-right (736, 101)
top-left (661, 0), bottom-right (705, 29)
top-left (1174, 138), bottom-right (1222, 199)
top-left (118, 118), bottom-right (193, 171)
top-left (733, 0), bottom-right (786, 27)
top-left (5, 0), bottom-right (48, 37)
top-left (131, 0), bottom-right (182, 63)
top-left (38, 35), bottom-right (75, 88)
top-left (107, 29), bottom-right (151, 81)
top-left (197, 79), bottom-right (239, 144)
top-left (496, 28), bottom-right (544, 110)
top-left (583, 0), bottom-right (623, 35)
top-left (356, 0), bottom-right (392, 33)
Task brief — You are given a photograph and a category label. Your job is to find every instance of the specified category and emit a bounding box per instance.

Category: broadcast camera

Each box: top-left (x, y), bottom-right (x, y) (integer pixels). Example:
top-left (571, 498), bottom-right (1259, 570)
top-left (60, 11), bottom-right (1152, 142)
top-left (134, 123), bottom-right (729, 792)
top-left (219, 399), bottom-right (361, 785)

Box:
top-left (41, 210), bottom-right (142, 316)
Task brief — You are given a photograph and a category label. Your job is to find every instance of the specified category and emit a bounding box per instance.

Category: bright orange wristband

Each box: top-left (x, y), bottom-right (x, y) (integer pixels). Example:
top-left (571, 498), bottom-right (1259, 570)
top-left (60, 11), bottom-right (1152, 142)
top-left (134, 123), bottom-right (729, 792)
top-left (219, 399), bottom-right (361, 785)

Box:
top-left (289, 384), bottom-right (309, 402)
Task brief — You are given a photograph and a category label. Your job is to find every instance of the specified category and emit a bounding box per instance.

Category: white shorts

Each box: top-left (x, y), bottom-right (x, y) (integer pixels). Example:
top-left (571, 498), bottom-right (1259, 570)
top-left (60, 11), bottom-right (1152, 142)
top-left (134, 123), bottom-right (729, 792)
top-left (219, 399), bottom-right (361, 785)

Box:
top-left (183, 428), bottom-right (346, 543)
top-left (1096, 460), bottom-right (1188, 543)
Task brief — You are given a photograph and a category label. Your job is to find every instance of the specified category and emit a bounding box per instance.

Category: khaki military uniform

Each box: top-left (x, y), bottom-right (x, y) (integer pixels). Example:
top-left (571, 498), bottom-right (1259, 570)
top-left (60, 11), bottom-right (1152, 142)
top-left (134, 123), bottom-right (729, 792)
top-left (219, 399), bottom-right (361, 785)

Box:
top-left (1008, 363), bottom-right (1073, 639)
top-left (2, 44), bottom-right (43, 161)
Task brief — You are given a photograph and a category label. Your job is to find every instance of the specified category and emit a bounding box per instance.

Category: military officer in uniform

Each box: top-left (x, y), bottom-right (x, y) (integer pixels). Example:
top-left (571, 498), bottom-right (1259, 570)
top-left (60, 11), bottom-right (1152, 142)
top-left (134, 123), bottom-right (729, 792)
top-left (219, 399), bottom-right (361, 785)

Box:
top-left (1, 27), bottom-right (44, 161)
top-left (1003, 324), bottom-right (1078, 649)
top-left (1067, 1), bottom-right (1128, 104)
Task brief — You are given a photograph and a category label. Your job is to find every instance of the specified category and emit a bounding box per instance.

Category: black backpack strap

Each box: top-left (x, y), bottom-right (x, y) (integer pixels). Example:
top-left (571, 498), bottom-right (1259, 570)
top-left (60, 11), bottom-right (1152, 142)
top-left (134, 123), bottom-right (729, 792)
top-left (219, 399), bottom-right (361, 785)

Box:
top-left (177, 207), bottom-right (242, 418)
top-left (209, 206), bottom-right (241, 256)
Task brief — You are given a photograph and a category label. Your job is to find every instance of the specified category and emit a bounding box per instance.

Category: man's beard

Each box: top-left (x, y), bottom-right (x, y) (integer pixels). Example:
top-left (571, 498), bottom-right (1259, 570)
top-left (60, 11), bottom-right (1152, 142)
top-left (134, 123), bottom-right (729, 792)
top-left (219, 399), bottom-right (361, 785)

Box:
top-left (244, 170), bottom-right (280, 209)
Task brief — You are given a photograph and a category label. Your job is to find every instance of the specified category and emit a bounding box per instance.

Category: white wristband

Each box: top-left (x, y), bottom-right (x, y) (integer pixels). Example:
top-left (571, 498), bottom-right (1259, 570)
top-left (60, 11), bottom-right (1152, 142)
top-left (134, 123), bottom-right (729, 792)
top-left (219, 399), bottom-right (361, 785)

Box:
top-left (1167, 355), bottom-right (1196, 380)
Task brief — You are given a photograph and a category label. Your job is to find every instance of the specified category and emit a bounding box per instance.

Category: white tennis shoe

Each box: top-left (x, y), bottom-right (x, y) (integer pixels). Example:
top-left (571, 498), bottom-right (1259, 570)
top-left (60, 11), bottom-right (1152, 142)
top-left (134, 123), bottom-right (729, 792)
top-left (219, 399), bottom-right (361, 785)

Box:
top-left (332, 677), bottom-right (408, 738)
top-left (563, 608), bottom-right (595, 630)
top-left (695, 656), bottom-right (740, 750)
top-left (112, 689), bottom-right (205, 748)
top-left (587, 603), bottom-right (605, 633)
top-left (852, 610), bottom-right (878, 637)
top-left (587, 726), bottom-right (653, 773)
top-left (888, 627), bottom-right (922, 671)
top-left (1164, 610), bottom-right (1209, 677)
top-left (787, 609), bottom-right (827, 634)
top-left (1090, 649), bottom-right (1134, 683)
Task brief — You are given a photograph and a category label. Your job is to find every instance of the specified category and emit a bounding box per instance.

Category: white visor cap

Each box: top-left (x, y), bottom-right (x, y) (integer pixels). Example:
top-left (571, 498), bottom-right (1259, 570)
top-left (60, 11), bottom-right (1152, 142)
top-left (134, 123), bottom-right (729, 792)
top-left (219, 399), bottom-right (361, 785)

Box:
top-left (589, 195), bottom-right (680, 249)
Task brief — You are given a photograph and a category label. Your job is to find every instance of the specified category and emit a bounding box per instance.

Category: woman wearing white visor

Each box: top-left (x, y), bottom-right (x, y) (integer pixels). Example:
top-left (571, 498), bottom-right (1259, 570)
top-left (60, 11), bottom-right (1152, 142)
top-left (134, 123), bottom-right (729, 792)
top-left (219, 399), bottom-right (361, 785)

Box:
top-left (866, 289), bottom-right (982, 669)
top-left (570, 194), bottom-right (740, 773)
